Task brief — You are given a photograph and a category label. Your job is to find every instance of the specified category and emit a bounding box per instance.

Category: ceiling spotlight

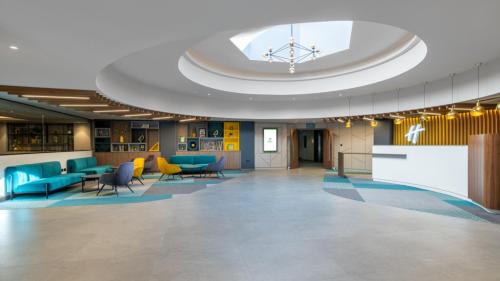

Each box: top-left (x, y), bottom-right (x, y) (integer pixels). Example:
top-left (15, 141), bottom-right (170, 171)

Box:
top-left (393, 118), bottom-right (403, 125)
top-left (337, 118), bottom-right (345, 123)
top-left (9, 45), bottom-right (19, 50)
top-left (470, 100), bottom-right (484, 117)
top-left (446, 106), bottom-right (457, 120)
top-left (497, 103), bottom-right (500, 111)
top-left (370, 119), bottom-right (378, 128)
top-left (345, 119), bottom-right (351, 128)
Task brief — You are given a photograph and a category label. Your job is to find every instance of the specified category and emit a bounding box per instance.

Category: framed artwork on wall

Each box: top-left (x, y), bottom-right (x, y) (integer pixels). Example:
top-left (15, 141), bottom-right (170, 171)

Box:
top-left (199, 128), bottom-right (206, 138)
top-left (263, 128), bottom-right (278, 152)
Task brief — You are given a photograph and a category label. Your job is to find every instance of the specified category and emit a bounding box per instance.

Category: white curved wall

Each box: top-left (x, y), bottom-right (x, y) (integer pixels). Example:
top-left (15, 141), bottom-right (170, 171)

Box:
top-left (98, 56), bottom-right (500, 119)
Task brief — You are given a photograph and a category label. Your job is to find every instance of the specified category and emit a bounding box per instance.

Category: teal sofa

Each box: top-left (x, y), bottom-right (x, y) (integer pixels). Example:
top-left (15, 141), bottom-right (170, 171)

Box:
top-left (67, 157), bottom-right (112, 175)
top-left (5, 161), bottom-right (85, 199)
top-left (169, 155), bottom-right (216, 175)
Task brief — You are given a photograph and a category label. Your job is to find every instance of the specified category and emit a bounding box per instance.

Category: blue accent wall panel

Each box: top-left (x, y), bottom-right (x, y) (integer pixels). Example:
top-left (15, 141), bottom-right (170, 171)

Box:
top-left (240, 122), bottom-right (255, 169)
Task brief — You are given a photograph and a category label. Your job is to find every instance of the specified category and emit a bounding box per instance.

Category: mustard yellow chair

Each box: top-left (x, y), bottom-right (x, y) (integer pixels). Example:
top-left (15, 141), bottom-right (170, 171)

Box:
top-left (157, 157), bottom-right (182, 180)
top-left (132, 157), bottom-right (145, 185)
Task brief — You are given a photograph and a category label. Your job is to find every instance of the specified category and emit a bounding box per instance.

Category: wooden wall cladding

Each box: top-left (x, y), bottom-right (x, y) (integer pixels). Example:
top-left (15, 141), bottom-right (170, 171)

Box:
top-left (111, 121), bottom-right (130, 143)
top-left (468, 134), bottom-right (500, 210)
top-left (94, 152), bottom-right (161, 172)
top-left (176, 151), bottom-right (241, 169)
top-left (394, 109), bottom-right (500, 145)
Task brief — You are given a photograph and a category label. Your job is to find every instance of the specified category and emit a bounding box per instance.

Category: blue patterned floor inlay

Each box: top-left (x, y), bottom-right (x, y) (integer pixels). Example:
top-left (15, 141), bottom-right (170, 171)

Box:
top-left (323, 175), bottom-right (500, 224)
top-left (0, 172), bottom-right (247, 209)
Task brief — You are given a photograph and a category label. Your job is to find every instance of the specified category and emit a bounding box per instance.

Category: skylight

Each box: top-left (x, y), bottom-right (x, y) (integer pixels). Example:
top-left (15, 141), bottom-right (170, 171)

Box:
top-left (230, 21), bottom-right (353, 63)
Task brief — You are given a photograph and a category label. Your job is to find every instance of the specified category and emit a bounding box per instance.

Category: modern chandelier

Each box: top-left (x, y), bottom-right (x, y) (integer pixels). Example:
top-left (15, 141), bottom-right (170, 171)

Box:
top-left (263, 24), bottom-right (320, 74)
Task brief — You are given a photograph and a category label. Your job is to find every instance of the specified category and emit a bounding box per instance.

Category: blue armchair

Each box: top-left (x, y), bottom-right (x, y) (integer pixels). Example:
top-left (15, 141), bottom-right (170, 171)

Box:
top-left (97, 162), bottom-right (134, 196)
top-left (204, 156), bottom-right (225, 178)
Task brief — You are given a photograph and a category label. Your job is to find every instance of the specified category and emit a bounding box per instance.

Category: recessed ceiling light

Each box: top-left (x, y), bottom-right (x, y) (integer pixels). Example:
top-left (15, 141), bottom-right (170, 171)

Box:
top-left (152, 116), bottom-right (174, 120)
top-left (249, 97), bottom-right (253, 100)
top-left (123, 113), bottom-right (152, 117)
top-left (23, 95), bottom-right (90, 100)
top-left (93, 109), bottom-right (130, 113)
top-left (207, 93), bottom-right (211, 96)
top-left (339, 93), bottom-right (343, 97)
top-left (179, 118), bottom-right (197, 123)
top-left (9, 45), bottom-right (19, 50)
top-left (60, 104), bottom-right (109, 107)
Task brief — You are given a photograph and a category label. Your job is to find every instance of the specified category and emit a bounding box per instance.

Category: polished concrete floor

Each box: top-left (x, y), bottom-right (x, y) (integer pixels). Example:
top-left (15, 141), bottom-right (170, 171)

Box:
top-left (1, 168), bottom-right (500, 281)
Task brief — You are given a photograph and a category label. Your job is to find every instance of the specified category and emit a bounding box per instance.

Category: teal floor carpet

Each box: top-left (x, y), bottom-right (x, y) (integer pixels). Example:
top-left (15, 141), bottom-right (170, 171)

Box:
top-left (0, 171), bottom-right (247, 209)
top-left (324, 175), bottom-right (500, 224)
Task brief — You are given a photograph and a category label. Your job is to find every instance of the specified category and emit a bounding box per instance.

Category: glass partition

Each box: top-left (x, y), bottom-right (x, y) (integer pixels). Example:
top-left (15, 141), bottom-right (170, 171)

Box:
top-left (0, 97), bottom-right (90, 154)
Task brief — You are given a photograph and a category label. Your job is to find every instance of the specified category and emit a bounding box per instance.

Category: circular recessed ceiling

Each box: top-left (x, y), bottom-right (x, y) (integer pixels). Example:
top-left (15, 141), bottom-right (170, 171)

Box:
top-left (178, 20), bottom-right (427, 96)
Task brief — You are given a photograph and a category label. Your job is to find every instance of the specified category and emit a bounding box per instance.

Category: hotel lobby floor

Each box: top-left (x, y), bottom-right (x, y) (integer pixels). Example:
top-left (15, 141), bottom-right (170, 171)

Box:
top-left (1, 168), bottom-right (500, 281)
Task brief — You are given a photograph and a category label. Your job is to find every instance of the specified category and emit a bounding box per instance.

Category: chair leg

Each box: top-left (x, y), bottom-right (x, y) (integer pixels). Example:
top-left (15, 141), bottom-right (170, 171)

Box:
top-left (115, 186), bottom-right (118, 197)
top-left (219, 171), bottom-right (225, 178)
top-left (96, 184), bottom-right (106, 196)
top-left (45, 183), bottom-right (49, 199)
top-left (126, 184), bottom-right (134, 193)
top-left (159, 174), bottom-right (164, 181)
top-left (136, 177), bottom-right (144, 185)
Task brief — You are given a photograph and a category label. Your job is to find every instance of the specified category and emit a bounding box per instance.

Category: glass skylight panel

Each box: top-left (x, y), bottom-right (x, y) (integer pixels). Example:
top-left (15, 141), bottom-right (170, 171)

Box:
top-left (230, 21), bottom-right (353, 63)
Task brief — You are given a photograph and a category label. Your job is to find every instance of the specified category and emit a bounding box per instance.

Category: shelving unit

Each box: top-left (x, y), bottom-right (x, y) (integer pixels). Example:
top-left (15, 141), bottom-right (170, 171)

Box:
top-left (7, 123), bottom-right (74, 152)
top-left (94, 120), bottom-right (160, 153)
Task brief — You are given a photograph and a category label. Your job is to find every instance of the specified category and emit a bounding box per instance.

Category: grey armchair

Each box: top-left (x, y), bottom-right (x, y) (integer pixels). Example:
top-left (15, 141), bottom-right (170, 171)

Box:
top-left (97, 162), bottom-right (134, 196)
top-left (204, 156), bottom-right (225, 178)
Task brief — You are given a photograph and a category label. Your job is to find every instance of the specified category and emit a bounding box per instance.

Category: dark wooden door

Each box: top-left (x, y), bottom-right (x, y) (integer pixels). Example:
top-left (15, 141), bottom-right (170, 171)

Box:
top-left (322, 129), bottom-right (332, 169)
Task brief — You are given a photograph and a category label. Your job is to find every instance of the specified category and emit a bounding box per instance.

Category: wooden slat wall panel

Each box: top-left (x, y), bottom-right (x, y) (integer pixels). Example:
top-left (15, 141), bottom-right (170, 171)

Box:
top-left (393, 109), bottom-right (500, 145)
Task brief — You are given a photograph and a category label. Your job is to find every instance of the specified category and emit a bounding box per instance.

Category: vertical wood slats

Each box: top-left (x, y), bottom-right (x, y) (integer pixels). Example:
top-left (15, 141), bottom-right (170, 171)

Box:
top-left (393, 109), bottom-right (500, 145)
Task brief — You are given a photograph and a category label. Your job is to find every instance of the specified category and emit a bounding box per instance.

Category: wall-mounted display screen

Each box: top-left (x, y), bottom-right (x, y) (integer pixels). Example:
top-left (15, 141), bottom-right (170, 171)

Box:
top-left (263, 128), bottom-right (278, 152)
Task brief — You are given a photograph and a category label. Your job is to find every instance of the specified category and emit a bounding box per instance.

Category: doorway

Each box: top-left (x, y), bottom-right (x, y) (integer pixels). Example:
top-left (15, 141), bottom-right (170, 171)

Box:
top-left (290, 129), bottom-right (332, 169)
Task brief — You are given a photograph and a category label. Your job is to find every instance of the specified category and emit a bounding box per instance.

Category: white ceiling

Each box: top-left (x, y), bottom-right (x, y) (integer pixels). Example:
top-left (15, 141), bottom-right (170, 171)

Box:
top-left (1, 0), bottom-right (500, 119)
top-left (189, 21), bottom-right (409, 75)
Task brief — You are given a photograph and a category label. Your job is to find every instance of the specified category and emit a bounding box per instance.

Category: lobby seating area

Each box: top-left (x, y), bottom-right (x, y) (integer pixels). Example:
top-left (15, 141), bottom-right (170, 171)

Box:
top-left (5, 161), bottom-right (85, 199)
top-left (67, 156), bottom-right (113, 175)
top-left (2, 2), bottom-right (500, 280)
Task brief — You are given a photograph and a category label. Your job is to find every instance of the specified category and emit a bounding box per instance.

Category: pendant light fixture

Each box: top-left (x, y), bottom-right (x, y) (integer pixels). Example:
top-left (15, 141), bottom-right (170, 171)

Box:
top-left (420, 82), bottom-right (430, 122)
top-left (368, 93), bottom-right (378, 128)
top-left (345, 97), bottom-right (352, 128)
top-left (393, 88), bottom-right (404, 125)
top-left (446, 73), bottom-right (457, 120)
top-left (471, 63), bottom-right (484, 117)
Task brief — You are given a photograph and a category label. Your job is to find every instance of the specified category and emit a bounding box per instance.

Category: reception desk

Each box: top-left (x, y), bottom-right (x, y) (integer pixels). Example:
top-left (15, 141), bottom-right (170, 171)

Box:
top-left (372, 146), bottom-right (468, 198)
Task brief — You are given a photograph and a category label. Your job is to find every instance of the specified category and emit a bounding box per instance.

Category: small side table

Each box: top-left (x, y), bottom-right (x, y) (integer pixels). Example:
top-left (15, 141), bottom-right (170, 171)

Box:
top-left (81, 174), bottom-right (102, 193)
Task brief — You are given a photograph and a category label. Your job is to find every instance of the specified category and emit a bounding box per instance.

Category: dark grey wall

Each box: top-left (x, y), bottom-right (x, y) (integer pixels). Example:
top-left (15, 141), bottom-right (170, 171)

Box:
top-left (240, 121), bottom-right (255, 169)
top-left (374, 120), bottom-right (394, 145)
top-left (159, 121), bottom-right (177, 157)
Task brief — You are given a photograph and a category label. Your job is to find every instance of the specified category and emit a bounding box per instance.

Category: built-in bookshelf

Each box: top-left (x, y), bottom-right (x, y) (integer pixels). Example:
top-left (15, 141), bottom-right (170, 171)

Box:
top-left (94, 120), bottom-right (159, 153)
top-left (176, 121), bottom-right (240, 152)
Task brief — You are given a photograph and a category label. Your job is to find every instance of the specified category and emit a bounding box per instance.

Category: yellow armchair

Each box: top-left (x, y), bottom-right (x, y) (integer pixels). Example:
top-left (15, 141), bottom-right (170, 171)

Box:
top-left (157, 157), bottom-right (182, 180)
top-left (132, 157), bottom-right (145, 185)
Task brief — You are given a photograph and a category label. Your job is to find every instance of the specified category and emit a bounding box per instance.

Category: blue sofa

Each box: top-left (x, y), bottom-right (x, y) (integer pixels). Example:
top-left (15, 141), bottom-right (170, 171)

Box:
top-left (169, 155), bottom-right (216, 174)
top-left (5, 161), bottom-right (85, 199)
top-left (67, 157), bottom-right (112, 175)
